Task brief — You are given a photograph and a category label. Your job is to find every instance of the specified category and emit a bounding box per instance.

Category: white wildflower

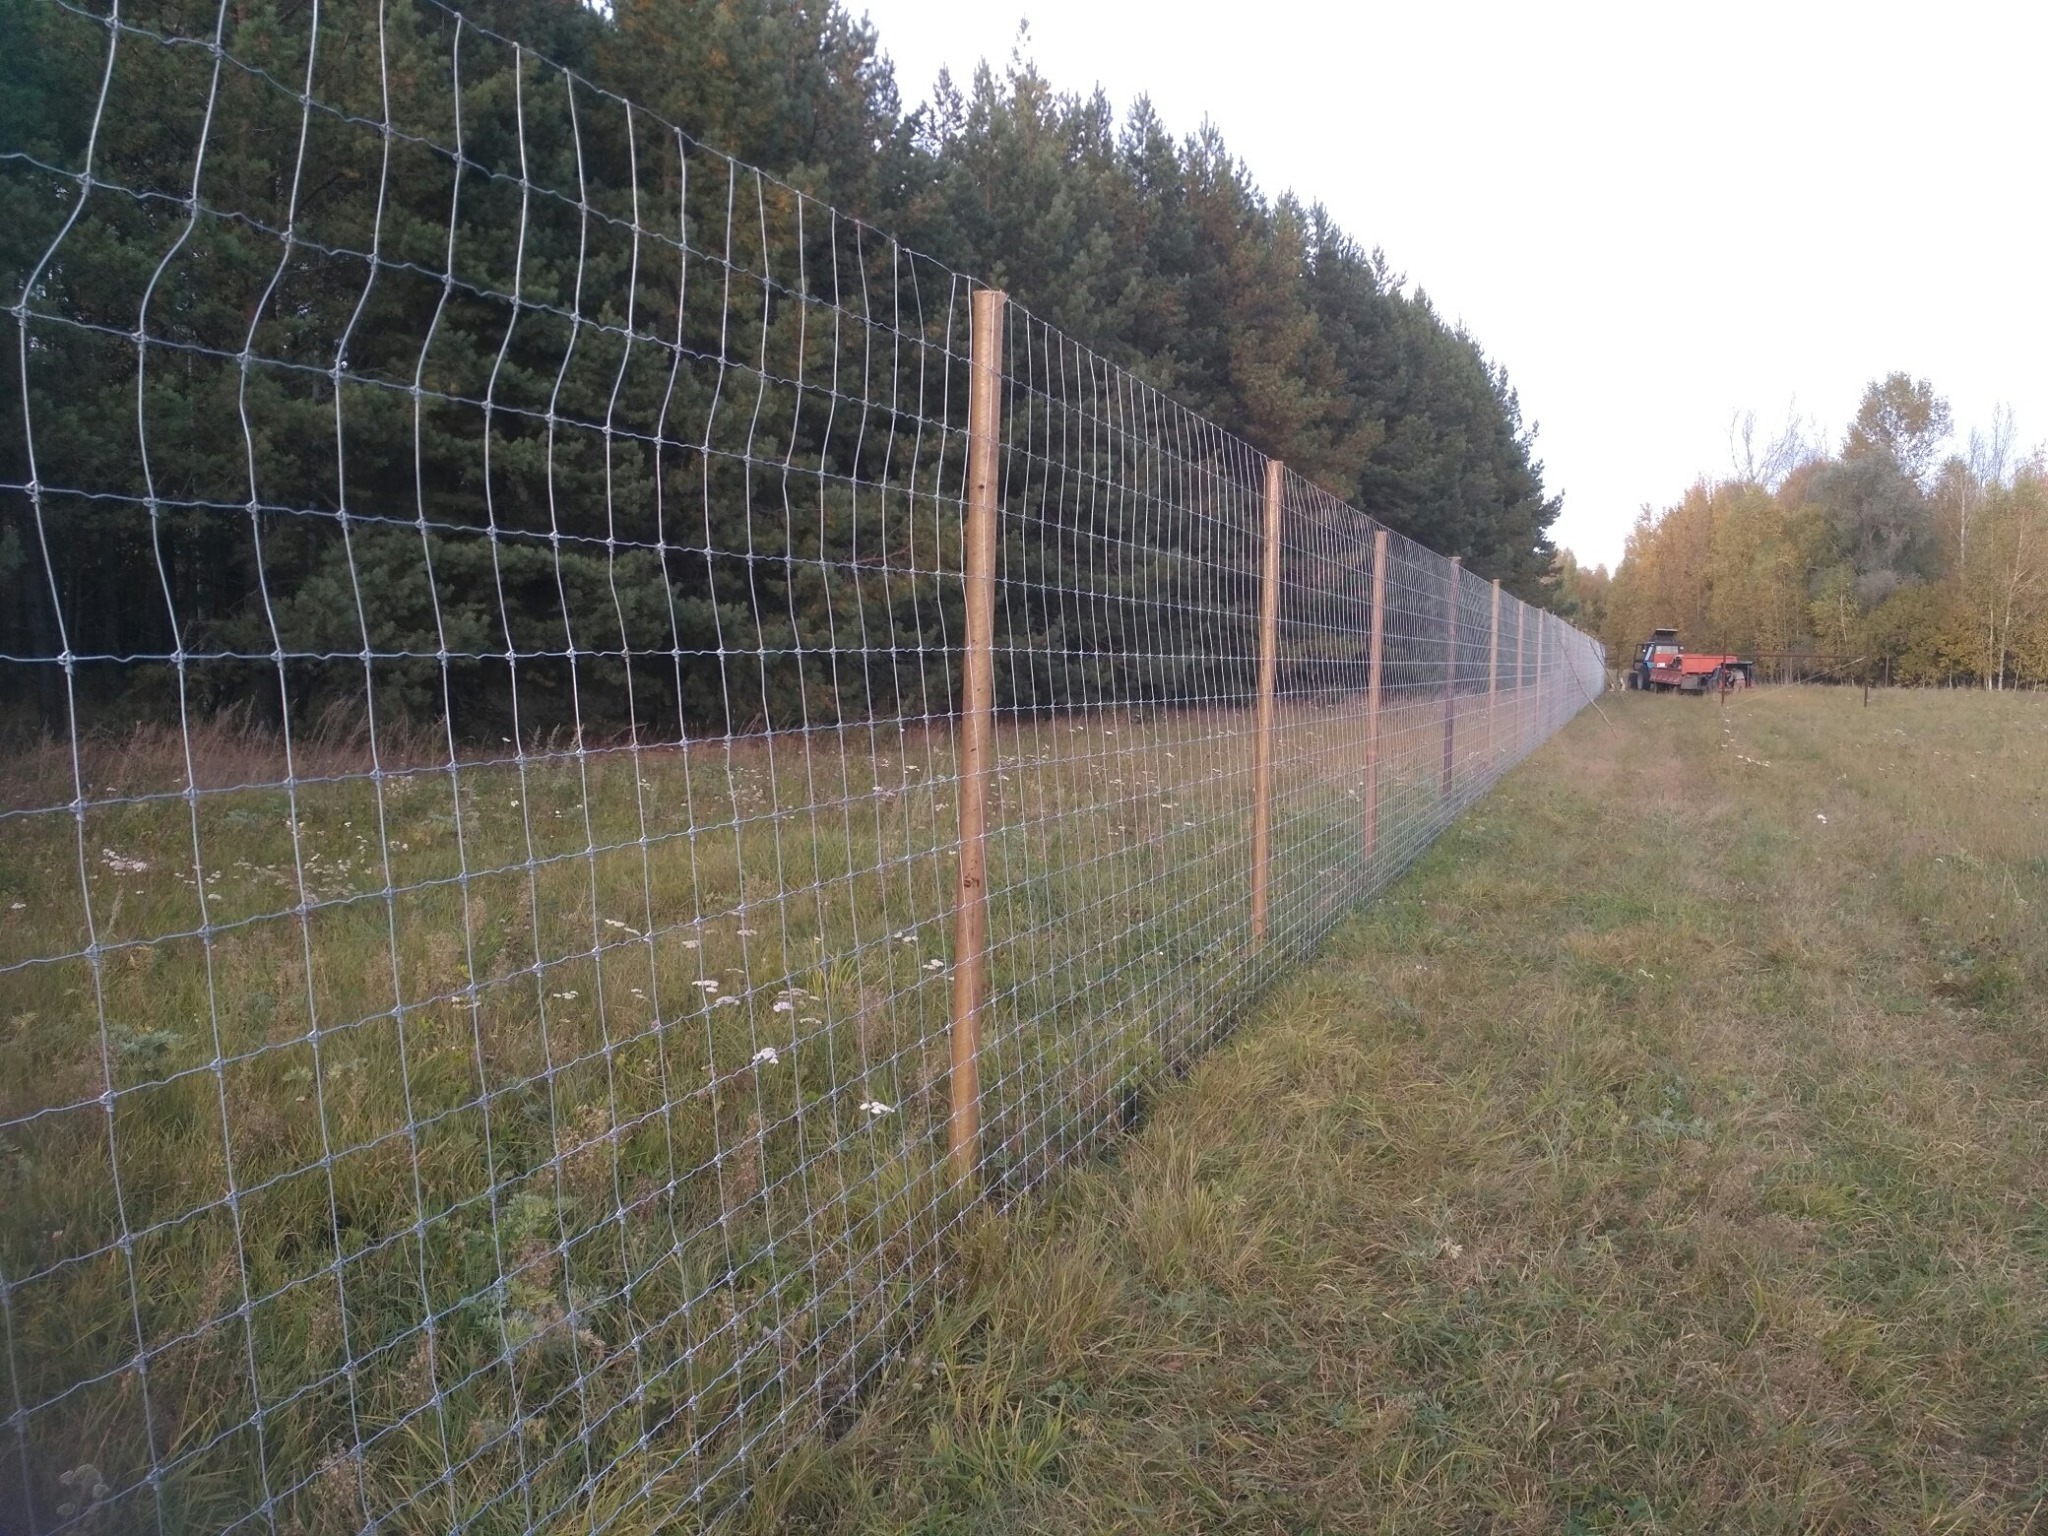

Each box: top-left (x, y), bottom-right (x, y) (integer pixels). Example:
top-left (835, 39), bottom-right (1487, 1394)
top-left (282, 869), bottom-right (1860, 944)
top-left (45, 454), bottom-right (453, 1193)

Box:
top-left (714, 996), bottom-right (740, 1008)
top-left (100, 849), bottom-right (149, 875)
top-left (549, 991), bottom-right (579, 1001)
top-left (1815, 813), bottom-right (1828, 824)
top-left (922, 959), bottom-right (944, 971)
top-left (856, 1099), bottom-right (893, 1118)
top-left (771, 999), bottom-right (793, 1013)
top-left (751, 1046), bottom-right (780, 1067)
top-left (693, 980), bottom-right (719, 993)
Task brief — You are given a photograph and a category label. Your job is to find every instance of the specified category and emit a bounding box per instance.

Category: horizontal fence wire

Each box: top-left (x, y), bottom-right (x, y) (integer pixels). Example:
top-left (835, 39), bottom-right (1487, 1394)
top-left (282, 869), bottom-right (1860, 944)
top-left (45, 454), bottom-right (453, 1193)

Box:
top-left (0, 0), bottom-right (1606, 1530)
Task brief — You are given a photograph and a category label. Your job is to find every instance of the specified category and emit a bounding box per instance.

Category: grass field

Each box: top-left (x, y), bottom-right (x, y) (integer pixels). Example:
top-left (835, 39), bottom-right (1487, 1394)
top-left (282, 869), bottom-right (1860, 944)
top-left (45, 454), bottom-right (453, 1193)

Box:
top-left (762, 687), bottom-right (2048, 1533)
top-left (0, 683), bottom-right (1562, 1534)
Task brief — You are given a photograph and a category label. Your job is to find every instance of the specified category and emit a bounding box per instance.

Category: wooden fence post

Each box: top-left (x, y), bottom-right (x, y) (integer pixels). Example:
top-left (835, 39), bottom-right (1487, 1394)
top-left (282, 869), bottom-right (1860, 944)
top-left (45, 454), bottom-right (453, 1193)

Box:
top-left (949, 287), bottom-right (1004, 1192)
top-left (1251, 459), bottom-right (1284, 946)
top-left (1441, 556), bottom-right (1461, 798)
top-left (1516, 602), bottom-right (1527, 753)
top-left (1488, 578), bottom-right (1501, 766)
top-left (1363, 527), bottom-right (1388, 860)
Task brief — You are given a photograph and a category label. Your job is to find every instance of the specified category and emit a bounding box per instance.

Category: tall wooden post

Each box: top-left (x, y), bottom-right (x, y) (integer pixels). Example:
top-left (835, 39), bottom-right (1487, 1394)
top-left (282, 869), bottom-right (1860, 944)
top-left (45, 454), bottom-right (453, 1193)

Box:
top-left (1441, 556), bottom-right (1461, 798)
top-left (949, 287), bottom-right (1004, 1192)
top-left (1515, 603), bottom-right (1527, 753)
top-left (1250, 459), bottom-right (1283, 946)
top-left (1363, 528), bottom-right (1388, 860)
top-left (1488, 579), bottom-right (1501, 765)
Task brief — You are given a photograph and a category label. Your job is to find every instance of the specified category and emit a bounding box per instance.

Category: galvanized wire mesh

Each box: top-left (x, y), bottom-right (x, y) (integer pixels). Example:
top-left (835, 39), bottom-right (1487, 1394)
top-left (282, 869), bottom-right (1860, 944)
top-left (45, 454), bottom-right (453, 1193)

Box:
top-left (0, 0), bottom-right (1605, 1529)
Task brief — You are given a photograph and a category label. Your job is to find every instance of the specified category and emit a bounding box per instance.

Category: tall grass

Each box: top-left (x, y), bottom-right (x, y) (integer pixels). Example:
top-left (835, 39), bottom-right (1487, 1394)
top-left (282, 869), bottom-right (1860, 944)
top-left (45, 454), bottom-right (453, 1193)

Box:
top-left (0, 686), bottom-right (1550, 1533)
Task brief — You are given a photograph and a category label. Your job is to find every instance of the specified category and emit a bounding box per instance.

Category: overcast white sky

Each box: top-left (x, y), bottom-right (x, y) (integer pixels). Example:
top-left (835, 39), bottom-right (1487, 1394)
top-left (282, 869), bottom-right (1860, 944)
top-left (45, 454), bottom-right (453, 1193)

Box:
top-left (854, 0), bottom-right (2045, 569)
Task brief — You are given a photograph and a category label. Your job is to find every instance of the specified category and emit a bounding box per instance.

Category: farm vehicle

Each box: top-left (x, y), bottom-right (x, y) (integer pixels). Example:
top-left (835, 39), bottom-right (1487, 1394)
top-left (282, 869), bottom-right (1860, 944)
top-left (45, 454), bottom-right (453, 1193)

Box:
top-left (1626, 628), bottom-right (1754, 693)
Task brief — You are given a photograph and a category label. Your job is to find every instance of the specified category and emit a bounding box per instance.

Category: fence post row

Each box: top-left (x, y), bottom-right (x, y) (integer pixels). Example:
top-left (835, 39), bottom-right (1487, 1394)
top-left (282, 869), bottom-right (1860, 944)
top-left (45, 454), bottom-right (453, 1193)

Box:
top-left (1363, 527), bottom-right (1389, 859)
top-left (948, 286), bottom-right (1005, 1192)
top-left (1251, 458), bottom-right (1284, 947)
top-left (947, 349), bottom-right (1574, 1185)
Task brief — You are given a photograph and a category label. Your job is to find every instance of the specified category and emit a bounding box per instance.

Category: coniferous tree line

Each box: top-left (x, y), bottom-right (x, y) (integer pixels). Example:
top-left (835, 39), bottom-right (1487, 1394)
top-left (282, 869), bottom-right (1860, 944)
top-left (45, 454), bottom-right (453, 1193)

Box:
top-left (1, 0), bottom-right (1565, 741)
top-left (1593, 375), bottom-right (2047, 687)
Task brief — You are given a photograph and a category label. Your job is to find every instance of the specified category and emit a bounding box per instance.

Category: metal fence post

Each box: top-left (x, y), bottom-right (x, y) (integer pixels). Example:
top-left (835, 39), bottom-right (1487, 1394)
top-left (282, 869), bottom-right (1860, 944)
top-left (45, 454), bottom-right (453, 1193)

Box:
top-left (1364, 527), bottom-right (1388, 860)
top-left (949, 286), bottom-right (1005, 1192)
top-left (1251, 459), bottom-right (1283, 946)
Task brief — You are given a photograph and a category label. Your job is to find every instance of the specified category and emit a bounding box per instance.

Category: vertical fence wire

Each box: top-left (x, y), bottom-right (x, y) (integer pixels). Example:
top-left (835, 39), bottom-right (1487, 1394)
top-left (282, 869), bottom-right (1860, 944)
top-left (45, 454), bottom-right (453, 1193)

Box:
top-left (0, 1), bottom-right (1606, 1530)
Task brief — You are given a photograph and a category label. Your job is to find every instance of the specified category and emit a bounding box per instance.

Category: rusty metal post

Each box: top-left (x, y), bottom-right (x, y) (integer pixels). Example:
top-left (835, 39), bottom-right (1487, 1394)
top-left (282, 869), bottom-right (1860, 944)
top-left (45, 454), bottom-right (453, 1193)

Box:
top-left (1363, 527), bottom-right (1388, 860)
top-left (1251, 459), bottom-right (1283, 946)
top-left (1488, 578), bottom-right (1501, 766)
top-left (1441, 556), bottom-right (1461, 798)
top-left (949, 287), bottom-right (1004, 1192)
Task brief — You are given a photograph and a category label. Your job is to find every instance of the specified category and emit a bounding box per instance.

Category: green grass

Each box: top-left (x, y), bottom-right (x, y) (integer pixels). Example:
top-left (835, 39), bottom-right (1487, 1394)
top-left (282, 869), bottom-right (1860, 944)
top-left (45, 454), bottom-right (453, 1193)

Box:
top-left (0, 690), bottom-right (1538, 1533)
top-left (760, 687), bottom-right (2048, 1533)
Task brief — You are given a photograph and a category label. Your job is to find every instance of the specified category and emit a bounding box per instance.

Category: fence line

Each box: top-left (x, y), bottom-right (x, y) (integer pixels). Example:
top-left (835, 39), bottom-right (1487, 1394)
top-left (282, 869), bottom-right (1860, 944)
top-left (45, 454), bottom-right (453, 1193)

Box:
top-left (0, 1), bottom-right (1604, 1530)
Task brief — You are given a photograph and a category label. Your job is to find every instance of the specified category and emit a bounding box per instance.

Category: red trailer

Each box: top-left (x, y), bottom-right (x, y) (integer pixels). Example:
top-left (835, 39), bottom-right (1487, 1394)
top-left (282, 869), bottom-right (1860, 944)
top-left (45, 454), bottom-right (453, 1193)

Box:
top-left (1627, 629), bottom-right (1753, 693)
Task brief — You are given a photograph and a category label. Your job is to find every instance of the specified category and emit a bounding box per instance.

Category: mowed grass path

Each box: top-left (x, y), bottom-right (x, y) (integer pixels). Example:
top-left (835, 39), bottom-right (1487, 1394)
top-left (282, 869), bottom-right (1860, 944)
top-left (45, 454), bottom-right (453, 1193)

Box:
top-left (763, 688), bottom-right (2048, 1533)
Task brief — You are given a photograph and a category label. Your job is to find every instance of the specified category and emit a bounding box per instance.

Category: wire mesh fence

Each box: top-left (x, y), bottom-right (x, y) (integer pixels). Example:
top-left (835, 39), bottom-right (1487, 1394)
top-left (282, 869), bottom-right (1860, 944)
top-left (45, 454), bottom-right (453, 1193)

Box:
top-left (0, 0), bottom-right (1604, 1529)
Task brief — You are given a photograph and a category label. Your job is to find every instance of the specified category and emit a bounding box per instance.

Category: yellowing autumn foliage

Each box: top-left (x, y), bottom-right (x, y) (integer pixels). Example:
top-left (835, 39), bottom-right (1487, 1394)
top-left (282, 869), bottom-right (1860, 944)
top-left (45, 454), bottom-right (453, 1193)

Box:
top-left (1599, 379), bottom-right (2047, 687)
